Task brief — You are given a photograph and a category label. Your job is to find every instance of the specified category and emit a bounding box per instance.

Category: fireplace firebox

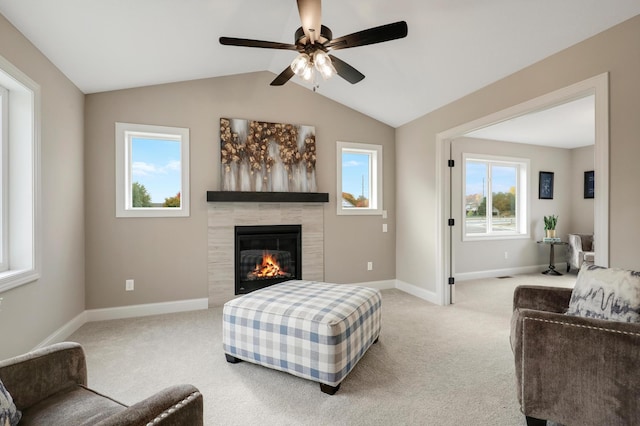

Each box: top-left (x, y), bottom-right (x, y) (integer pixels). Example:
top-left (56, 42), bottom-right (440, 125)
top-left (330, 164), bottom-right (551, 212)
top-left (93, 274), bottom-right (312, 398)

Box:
top-left (234, 225), bottom-right (302, 294)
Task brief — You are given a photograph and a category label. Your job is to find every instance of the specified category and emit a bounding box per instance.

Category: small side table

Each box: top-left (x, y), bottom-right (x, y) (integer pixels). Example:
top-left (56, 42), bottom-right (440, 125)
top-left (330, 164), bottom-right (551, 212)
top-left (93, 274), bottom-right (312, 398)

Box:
top-left (537, 241), bottom-right (568, 275)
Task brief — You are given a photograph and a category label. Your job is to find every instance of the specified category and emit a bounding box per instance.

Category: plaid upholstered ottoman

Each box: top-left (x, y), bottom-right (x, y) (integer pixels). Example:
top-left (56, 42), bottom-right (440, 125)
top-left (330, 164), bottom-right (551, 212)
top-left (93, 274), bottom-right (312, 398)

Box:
top-left (223, 280), bottom-right (382, 394)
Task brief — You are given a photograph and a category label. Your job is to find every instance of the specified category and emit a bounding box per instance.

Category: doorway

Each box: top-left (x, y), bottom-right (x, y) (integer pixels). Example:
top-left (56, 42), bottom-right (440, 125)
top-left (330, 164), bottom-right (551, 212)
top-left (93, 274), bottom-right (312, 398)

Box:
top-left (436, 73), bottom-right (609, 305)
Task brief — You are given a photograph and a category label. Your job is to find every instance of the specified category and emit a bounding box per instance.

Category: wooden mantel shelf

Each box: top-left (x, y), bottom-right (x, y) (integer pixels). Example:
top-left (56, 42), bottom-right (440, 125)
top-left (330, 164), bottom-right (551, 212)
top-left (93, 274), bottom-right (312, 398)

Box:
top-left (206, 191), bottom-right (329, 203)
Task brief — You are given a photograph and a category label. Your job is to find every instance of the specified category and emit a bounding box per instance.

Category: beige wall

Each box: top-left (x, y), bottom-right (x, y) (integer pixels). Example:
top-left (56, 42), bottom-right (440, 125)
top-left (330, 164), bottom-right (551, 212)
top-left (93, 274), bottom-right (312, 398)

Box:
top-left (451, 137), bottom-right (572, 275)
top-left (570, 145), bottom-right (595, 234)
top-left (0, 15), bottom-right (85, 359)
top-left (84, 72), bottom-right (395, 309)
top-left (396, 14), bottom-right (640, 294)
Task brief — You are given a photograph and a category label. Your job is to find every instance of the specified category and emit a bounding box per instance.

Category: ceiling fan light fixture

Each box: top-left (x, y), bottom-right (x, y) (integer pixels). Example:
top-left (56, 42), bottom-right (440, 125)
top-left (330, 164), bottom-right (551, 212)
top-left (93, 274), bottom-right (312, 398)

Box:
top-left (291, 53), bottom-right (311, 76)
top-left (313, 50), bottom-right (336, 80)
top-left (301, 64), bottom-right (315, 82)
top-left (221, 0), bottom-right (408, 88)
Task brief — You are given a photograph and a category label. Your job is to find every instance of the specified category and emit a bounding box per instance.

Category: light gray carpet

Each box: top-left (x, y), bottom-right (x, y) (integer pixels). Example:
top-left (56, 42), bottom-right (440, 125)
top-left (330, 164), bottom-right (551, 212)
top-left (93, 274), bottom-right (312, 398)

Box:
top-left (68, 273), bottom-right (575, 425)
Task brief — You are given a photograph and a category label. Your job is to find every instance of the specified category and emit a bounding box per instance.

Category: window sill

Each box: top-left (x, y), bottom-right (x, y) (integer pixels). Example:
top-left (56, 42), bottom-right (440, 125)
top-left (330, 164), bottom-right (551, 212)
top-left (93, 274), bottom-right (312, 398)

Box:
top-left (116, 207), bottom-right (190, 218)
top-left (0, 269), bottom-right (40, 293)
top-left (463, 234), bottom-right (530, 242)
top-left (337, 208), bottom-right (383, 216)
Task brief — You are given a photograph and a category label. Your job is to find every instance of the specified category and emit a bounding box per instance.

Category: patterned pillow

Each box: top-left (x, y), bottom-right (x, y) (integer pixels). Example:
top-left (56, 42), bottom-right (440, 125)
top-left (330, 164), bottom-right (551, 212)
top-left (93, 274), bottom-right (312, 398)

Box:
top-left (567, 264), bottom-right (640, 322)
top-left (0, 378), bottom-right (21, 426)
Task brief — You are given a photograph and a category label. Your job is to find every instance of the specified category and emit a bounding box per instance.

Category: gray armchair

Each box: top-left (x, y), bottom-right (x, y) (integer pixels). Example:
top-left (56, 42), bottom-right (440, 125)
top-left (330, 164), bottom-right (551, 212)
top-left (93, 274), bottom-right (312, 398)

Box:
top-left (510, 285), bottom-right (640, 425)
top-left (0, 342), bottom-right (203, 425)
top-left (566, 233), bottom-right (594, 272)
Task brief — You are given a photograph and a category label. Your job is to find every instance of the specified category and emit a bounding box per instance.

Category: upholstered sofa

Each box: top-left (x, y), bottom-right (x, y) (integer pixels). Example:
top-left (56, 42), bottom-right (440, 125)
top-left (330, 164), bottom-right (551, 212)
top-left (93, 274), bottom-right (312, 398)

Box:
top-left (510, 278), bottom-right (640, 425)
top-left (0, 342), bottom-right (203, 425)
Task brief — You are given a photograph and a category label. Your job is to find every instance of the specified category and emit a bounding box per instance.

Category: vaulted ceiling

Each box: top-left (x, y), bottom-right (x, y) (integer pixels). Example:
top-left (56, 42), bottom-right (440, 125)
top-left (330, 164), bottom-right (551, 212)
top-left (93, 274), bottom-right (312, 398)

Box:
top-left (0, 1), bottom-right (639, 128)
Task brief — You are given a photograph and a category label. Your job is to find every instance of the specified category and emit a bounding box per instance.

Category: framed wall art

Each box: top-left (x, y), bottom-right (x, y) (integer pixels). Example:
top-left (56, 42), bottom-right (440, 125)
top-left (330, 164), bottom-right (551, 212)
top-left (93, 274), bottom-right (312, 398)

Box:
top-left (538, 171), bottom-right (554, 200)
top-left (584, 170), bottom-right (594, 199)
top-left (220, 118), bottom-right (317, 193)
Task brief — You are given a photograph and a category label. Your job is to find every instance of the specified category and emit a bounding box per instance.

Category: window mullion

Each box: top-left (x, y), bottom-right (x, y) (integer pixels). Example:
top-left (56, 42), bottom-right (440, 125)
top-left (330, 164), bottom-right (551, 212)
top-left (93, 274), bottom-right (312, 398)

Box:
top-left (514, 165), bottom-right (520, 233)
top-left (486, 163), bottom-right (493, 234)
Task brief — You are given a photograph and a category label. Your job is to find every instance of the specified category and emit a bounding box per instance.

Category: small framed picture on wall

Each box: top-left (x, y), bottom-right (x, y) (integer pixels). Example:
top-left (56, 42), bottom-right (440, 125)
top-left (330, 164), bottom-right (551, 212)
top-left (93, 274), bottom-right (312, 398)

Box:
top-left (539, 171), bottom-right (554, 200)
top-left (584, 170), bottom-right (594, 199)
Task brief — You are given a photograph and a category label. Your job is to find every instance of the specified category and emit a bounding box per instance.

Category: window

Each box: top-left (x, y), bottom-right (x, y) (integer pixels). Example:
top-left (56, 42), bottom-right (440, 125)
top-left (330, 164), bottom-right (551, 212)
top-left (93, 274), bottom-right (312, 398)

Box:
top-left (116, 123), bottom-right (190, 218)
top-left (336, 141), bottom-right (383, 215)
top-left (463, 153), bottom-right (529, 240)
top-left (0, 54), bottom-right (41, 292)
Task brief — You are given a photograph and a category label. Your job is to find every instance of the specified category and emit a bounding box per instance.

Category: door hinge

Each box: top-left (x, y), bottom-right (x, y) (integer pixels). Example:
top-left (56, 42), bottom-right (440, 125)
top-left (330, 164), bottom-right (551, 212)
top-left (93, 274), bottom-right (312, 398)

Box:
top-left (448, 159), bottom-right (455, 167)
top-left (448, 218), bottom-right (455, 226)
top-left (448, 277), bottom-right (455, 285)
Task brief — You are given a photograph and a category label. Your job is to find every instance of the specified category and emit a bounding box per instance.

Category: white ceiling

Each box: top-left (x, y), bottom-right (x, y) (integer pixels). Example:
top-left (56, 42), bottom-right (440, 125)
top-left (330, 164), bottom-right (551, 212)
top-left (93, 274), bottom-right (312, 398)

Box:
top-left (0, 1), bottom-right (638, 129)
top-left (465, 95), bottom-right (595, 149)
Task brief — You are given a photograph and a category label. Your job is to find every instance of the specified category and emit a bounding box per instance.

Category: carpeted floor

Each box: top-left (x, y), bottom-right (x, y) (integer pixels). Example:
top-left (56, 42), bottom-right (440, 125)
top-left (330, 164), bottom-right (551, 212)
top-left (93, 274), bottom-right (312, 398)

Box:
top-left (68, 272), bottom-right (575, 425)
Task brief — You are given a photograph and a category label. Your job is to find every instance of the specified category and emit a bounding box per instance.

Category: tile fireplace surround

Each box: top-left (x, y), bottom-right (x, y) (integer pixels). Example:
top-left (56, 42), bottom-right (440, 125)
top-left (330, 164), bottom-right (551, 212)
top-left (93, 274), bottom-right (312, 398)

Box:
top-left (207, 202), bottom-right (324, 307)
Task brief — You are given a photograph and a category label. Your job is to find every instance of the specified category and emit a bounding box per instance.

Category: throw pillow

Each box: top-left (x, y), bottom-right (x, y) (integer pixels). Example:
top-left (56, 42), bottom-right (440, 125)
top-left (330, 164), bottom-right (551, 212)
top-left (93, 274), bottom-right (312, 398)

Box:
top-left (0, 378), bottom-right (21, 426)
top-left (567, 264), bottom-right (640, 322)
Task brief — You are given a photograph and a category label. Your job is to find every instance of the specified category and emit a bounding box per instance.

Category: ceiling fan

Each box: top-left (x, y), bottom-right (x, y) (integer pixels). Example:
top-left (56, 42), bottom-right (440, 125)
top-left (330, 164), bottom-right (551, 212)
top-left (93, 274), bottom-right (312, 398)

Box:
top-left (219, 0), bottom-right (408, 87)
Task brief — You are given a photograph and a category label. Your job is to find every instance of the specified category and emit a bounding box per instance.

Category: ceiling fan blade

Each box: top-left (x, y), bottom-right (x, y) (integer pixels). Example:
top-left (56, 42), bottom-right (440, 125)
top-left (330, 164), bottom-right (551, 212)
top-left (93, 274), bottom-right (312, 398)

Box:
top-left (219, 37), bottom-right (297, 50)
top-left (296, 0), bottom-right (322, 44)
top-left (329, 55), bottom-right (365, 84)
top-left (325, 21), bottom-right (408, 51)
top-left (270, 66), bottom-right (295, 86)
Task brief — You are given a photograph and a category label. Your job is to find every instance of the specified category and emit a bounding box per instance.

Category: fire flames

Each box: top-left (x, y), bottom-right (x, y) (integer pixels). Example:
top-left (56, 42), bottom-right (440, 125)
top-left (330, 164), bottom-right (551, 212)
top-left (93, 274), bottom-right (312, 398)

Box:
top-left (250, 251), bottom-right (289, 279)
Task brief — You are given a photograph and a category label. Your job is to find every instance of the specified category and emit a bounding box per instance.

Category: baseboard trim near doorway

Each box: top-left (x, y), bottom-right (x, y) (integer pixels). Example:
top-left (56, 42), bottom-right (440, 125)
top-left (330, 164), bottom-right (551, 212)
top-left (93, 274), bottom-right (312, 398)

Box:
top-left (396, 279), bottom-right (440, 305)
top-left (454, 264), bottom-right (560, 282)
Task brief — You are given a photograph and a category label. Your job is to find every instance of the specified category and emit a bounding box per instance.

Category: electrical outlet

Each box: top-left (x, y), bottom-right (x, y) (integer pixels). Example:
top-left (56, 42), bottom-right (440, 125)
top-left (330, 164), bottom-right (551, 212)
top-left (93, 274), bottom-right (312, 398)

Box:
top-left (504, 251), bottom-right (508, 260)
top-left (125, 279), bottom-right (134, 291)
top-left (367, 262), bottom-right (373, 271)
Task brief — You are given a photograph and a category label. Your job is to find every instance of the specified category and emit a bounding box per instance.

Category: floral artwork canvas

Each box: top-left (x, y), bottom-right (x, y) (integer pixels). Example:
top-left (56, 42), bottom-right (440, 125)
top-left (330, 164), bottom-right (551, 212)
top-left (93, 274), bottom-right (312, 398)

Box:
top-left (220, 118), bottom-right (317, 192)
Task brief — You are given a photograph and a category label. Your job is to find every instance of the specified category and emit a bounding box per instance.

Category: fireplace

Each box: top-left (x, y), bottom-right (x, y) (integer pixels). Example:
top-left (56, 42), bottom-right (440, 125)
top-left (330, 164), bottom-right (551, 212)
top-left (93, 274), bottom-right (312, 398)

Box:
top-left (234, 225), bottom-right (302, 294)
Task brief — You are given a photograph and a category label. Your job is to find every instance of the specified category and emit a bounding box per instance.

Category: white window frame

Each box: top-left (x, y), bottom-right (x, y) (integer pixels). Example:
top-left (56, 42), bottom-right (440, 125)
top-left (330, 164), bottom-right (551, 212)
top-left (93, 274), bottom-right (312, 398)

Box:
top-left (0, 54), bottom-right (41, 292)
top-left (115, 122), bottom-right (190, 218)
top-left (462, 153), bottom-right (529, 241)
top-left (336, 141), bottom-right (383, 216)
top-left (0, 84), bottom-right (8, 272)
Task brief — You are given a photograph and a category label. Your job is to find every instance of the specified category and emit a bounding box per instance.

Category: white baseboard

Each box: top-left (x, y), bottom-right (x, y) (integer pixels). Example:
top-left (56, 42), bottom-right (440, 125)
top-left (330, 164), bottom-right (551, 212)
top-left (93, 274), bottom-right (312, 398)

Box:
top-left (358, 279), bottom-right (442, 305)
top-left (395, 279), bottom-right (440, 305)
top-left (454, 264), bottom-right (561, 282)
top-left (35, 310), bottom-right (88, 350)
top-left (34, 298), bottom-right (209, 350)
top-left (86, 298), bottom-right (209, 322)
top-left (357, 279), bottom-right (397, 290)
